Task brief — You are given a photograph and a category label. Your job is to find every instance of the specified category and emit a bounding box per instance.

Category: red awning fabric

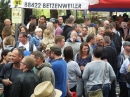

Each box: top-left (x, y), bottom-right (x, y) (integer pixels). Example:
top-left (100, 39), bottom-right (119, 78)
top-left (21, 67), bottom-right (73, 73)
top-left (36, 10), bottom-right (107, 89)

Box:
top-left (89, 0), bottom-right (130, 8)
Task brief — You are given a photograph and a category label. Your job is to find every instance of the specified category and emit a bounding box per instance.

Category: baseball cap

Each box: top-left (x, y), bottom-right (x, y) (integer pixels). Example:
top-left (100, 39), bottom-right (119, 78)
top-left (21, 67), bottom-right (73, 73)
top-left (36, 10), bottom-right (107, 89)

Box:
top-left (50, 18), bottom-right (58, 23)
top-left (24, 50), bottom-right (31, 57)
top-left (123, 41), bottom-right (130, 47)
top-left (49, 18), bottom-right (55, 22)
top-left (50, 45), bottom-right (61, 53)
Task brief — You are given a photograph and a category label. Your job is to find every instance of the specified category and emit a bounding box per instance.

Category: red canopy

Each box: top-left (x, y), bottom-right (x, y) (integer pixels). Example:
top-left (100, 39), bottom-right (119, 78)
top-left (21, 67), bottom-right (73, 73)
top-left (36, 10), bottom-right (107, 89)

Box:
top-left (89, 0), bottom-right (130, 8)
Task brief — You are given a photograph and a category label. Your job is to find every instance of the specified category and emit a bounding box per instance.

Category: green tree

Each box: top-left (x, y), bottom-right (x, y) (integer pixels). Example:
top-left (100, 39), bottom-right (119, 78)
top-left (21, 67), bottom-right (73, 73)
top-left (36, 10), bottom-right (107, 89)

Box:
top-left (0, 0), bottom-right (11, 33)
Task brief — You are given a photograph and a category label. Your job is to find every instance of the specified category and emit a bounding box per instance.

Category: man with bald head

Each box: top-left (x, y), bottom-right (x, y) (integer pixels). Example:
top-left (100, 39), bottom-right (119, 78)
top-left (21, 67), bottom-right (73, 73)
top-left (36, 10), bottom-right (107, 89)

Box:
top-left (4, 19), bottom-right (11, 26)
top-left (103, 20), bottom-right (110, 27)
top-left (64, 31), bottom-right (81, 57)
top-left (66, 30), bottom-right (80, 42)
top-left (96, 35), bottom-right (104, 47)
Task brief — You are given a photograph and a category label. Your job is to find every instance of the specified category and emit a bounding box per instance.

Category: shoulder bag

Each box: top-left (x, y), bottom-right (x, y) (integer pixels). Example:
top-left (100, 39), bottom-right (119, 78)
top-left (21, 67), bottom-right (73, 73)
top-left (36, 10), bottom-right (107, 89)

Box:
top-left (88, 62), bottom-right (107, 97)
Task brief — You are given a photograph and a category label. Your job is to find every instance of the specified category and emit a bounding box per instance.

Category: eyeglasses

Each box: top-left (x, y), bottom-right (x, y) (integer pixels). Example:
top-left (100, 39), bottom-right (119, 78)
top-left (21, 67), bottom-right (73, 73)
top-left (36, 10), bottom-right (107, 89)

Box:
top-left (20, 61), bottom-right (26, 66)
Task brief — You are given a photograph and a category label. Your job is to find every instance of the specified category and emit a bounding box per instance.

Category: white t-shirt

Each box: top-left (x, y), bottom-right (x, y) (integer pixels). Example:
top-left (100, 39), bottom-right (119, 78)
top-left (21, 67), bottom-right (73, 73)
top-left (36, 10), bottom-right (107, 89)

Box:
top-left (26, 23), bottom-right (30, 29)
top-left (18, 42), bottom-right (37, 51)
top-left (82, 35), bottom-right (88, 42)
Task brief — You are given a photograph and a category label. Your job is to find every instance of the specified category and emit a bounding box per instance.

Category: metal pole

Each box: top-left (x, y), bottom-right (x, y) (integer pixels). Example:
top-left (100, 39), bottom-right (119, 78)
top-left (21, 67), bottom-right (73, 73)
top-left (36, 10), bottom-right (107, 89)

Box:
top-left (116, 9), bottom-right (117, 16)
top-left (84, 10), bottom-right (87, 19)
top-left (74, 9), bottom-right (77, 20)
top-left (15, 23), bottom-right (19, 42)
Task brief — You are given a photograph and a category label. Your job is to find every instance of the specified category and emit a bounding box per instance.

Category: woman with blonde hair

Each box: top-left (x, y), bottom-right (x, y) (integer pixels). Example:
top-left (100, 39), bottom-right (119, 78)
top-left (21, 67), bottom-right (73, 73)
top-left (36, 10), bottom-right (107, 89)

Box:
top-left (88, 27), bottom-right (96, 36)
top-left (46, 22), bottom-right (55, 36)
top-left (2, 26), bottom-right (12, 39)
top-left (4, 36), bottom-right (15, 50)
top-left (11, 24), bottom-right (15, 37)
top-left (40, 29), bottom-right (54, 46)
top-left (97, 27), bottom-right (105, 36)
top-left (2, 26), bottom-right (12, 48)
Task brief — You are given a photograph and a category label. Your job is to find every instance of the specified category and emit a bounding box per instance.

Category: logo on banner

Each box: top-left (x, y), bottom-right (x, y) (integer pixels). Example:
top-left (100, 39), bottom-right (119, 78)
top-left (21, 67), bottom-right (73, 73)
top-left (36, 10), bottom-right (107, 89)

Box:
top-left (24, 2), bottom-right (82, 9)
top-left (13, 0), bottom-right (22, 6)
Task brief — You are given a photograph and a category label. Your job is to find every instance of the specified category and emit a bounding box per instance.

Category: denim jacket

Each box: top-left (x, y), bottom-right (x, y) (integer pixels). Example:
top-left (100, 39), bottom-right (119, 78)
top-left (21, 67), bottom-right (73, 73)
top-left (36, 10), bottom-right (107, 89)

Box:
top-left (30, 36), bottom-right (41, 49)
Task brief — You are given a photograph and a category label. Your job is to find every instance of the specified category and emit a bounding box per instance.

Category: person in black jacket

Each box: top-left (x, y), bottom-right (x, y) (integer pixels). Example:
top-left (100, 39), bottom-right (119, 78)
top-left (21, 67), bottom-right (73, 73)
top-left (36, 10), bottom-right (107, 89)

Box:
top-left (62, 18), bottom-right (74, 41)
top-left (11, 56), bottom-right (40, 97)
top-left (0, 48), bottom-right (23, 97)
top-left (102, 36), bottom-right (117, 97)
top-left (106, 24), bottom-right (122, 55)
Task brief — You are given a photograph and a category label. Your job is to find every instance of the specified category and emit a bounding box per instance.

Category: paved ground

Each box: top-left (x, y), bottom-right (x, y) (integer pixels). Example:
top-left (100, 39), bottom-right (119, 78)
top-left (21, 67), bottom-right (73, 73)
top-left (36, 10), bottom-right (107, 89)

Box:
top-left (116, 85), bottom-right (120, 97)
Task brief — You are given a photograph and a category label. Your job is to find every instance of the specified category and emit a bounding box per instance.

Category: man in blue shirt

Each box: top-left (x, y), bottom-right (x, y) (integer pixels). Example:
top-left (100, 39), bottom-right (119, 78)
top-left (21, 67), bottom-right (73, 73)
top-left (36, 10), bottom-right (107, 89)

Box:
top-left (50, 45), bottom-right (67, 97)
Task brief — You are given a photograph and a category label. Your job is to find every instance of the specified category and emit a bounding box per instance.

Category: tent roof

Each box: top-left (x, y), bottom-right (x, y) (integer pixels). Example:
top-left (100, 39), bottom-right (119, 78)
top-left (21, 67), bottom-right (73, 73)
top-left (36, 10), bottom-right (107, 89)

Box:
top-left (89, 8), bottom-right (130, 12)
top-left (89, 0), bottom-right (130, 8)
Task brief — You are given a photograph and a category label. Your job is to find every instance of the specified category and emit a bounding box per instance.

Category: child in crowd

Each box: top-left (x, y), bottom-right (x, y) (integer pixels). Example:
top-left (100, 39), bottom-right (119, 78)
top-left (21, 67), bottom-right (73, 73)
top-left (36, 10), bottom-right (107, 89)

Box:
top-left (30, 28), bottom-right (42, 49)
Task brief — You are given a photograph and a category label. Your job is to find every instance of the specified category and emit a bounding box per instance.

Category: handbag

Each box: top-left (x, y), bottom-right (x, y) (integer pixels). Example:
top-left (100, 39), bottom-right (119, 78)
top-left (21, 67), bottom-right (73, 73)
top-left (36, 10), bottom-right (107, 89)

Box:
top-left (88, 62), bottom-right (107, 97)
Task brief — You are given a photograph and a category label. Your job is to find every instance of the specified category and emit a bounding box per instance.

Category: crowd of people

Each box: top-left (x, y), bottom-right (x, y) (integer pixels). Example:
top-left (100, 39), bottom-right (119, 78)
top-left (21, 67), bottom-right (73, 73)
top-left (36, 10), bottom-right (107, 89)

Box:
top-left (0, 14), bottom-right (130, 97)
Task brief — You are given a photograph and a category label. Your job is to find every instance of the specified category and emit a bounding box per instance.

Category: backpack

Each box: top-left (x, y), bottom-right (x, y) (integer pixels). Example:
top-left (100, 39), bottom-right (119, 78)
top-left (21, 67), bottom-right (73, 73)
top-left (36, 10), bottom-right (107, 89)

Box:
top-left (15, 41), bottom-right (34, 51)
top-left (125, 57), bottom-right (130, 84)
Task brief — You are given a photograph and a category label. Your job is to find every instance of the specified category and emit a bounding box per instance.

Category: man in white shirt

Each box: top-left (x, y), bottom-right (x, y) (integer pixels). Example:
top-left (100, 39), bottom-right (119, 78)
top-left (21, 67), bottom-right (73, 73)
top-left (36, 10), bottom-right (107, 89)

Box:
top-left (26, 15), bottom-right (36, 29)
top-left (15, 32), bottom-right (37, 51)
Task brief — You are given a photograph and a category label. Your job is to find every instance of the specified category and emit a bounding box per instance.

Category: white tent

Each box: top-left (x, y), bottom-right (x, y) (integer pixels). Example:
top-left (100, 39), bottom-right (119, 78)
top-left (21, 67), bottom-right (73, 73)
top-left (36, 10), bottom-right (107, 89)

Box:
top-left (11, 0), bottom-right (89, 10)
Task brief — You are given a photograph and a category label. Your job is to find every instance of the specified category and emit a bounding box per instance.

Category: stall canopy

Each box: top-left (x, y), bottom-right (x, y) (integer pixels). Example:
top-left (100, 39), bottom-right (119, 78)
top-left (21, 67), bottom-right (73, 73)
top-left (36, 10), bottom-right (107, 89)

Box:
top-left (89, 8), bottom-right (130, 12)
top-left (89, 0), bottom-right (130, 12)
top-left (89, 0), bottom-right (130, 8)
top-left (10, 0), bottom-right (89, 10)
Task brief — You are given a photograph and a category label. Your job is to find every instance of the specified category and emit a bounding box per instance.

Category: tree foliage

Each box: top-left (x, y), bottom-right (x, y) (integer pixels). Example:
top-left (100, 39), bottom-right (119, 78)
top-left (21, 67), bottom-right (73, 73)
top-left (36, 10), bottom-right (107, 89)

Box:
top-left (0, 0), bottom-right (11, 33)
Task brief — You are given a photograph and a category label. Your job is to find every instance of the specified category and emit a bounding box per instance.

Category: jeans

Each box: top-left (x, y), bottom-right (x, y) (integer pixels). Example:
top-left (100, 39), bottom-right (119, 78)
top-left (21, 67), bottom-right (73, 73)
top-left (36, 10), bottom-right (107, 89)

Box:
top-left (76, 78), bottom-right (87, 97)
top-left (108, 81), bottom-right (116, 97)
top-left (89, 84), bottom-right (110, 97)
